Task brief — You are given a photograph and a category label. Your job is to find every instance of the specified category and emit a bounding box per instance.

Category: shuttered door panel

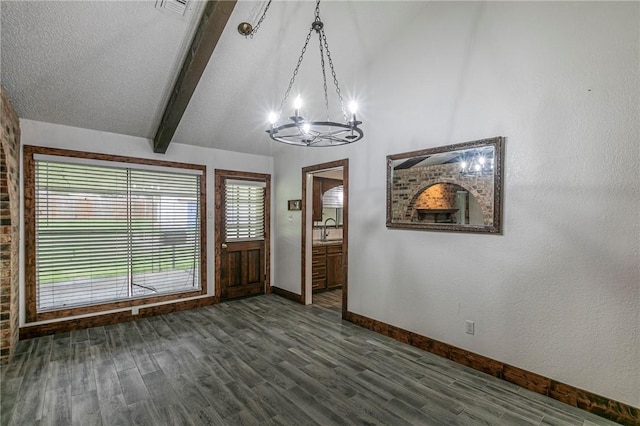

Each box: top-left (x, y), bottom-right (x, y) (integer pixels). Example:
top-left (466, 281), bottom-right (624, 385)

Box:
top-left (34, 159), bottom-right (201, 312)
top-left (224, 181), bottom-right (265, 241)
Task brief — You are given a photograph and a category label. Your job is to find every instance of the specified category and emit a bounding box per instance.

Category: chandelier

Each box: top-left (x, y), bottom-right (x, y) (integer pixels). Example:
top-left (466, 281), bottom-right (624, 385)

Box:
top-left (238, 0), bottom-right (363, 147)
top-left (459, 150), bottom-right (494, 177)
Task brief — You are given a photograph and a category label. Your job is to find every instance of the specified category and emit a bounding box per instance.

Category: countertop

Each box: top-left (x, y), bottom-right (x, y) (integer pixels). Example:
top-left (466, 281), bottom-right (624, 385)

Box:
top-left (312, 240), bottom-right (342, 246)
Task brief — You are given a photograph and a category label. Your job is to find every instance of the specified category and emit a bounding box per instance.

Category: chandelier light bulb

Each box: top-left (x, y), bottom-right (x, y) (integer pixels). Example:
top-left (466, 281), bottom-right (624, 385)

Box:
top-left (268, 112), bottom-right (278, 125)
top-left (348, 100), bottom-right (358, 123)
top-left (461, 161), bottom-right (468, 170)
top-left (302, 123), bottom-right (311, 134)
top-left (478, 156), bottom-right (486, 165)
top-left (474, 163), bottom-right (481, 171)
top-left (293, 95), bottom-right (303, 121)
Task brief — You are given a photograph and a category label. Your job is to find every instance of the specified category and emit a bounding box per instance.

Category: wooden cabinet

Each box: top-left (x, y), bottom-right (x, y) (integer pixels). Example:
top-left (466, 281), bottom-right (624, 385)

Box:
top-left (312, 243), bottom-right (343, 292)
top-left (311, 246), bottom-right (326, 291)
top-left (325, 245), bottom-right (343, 289)
top-left (312, 179), bottom-right (323, 222)
top-left (312, 177), bottom-right (343, 223)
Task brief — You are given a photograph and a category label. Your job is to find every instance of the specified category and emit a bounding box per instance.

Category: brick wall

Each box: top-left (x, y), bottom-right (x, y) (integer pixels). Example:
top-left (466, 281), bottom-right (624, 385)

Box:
top-left (414, 183), bottom-right (469, 224)
top-left (414, 183), bottom-right (459, 210)
top-left (392, 163), bottom-right (494, 225)
top-left (1, 87), bottom-right (21, 363)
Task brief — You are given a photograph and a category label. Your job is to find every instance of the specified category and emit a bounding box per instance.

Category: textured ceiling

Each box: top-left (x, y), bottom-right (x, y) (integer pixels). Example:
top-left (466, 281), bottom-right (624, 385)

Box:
top-left (1, 1), bottom-right (427, 156)
top-left (1, 0), bottom-right (205, 140)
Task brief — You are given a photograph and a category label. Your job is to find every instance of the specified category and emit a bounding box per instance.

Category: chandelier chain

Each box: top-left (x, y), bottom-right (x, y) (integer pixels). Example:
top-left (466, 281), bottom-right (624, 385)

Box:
top-left (278, 27), bottom-right (314, 116)
top-left (321, 29), bottom-right (347, 121)
top-left (318, 31), bottom-right (330, 121)
top-left (314, 0), bottom-right (333, 120)
top-left (245, 0), bottom-right (273, 39)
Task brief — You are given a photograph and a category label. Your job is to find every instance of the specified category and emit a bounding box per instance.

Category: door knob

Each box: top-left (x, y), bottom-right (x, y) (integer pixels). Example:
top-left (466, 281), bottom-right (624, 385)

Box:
top-left (221, 243), bottom-right (228, 249)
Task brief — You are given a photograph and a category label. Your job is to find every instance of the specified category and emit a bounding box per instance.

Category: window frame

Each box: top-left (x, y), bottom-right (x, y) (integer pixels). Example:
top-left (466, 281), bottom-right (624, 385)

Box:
top-left (24, 145), bottom-right (207, 323)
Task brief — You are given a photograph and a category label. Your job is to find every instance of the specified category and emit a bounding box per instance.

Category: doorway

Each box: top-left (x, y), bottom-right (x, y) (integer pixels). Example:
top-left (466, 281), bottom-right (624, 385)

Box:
top-left (214, 169), bottom-right (271, 300)
top-left (301, 159), bottom-right (348, 318)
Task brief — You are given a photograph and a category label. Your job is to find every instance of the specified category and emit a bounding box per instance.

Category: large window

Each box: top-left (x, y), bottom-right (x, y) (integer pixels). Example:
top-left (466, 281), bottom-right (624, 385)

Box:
top-left (24, 146), bottom-right (206, 321)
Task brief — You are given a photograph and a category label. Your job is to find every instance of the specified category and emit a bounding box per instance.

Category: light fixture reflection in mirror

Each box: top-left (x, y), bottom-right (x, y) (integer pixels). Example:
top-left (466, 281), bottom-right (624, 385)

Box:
top-left (386, 137), bottom-right (504, 234)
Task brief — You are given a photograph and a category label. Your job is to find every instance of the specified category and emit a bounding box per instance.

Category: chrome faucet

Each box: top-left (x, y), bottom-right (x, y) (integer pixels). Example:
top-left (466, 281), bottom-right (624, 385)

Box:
top-left (322, 217), bottom-right (337, 241)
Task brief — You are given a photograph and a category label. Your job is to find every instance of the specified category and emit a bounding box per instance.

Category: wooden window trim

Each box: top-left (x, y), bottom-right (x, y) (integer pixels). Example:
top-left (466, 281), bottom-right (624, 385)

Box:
top-left (23, 145), bottom-right (207, 323)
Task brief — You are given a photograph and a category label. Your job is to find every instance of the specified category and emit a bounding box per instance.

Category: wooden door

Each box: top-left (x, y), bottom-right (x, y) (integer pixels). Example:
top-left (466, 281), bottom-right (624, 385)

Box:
top-left (215, 170), bottom-right (271, 301)
top-left (220, 240), bottom-right (264, 299)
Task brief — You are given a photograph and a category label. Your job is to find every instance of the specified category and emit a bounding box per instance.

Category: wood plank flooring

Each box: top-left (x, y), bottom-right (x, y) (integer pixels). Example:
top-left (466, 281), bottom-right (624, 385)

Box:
top-left (1, 293), bottom-right (619, 426)
top-left (312, 289), bottom-right (342, 310)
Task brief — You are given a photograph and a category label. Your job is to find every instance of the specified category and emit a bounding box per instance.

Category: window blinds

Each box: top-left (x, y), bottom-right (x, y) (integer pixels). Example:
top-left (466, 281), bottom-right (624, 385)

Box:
top-left (34, 159), bottom-right (201, 312)
top-left (224, 180), bottom-right (265, 241)
top-left (322, 185), bottom-right (344, 208)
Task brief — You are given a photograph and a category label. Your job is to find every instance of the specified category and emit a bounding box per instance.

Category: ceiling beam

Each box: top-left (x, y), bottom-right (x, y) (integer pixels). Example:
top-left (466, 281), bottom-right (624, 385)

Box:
top-left (153, 0), bottom-right (237, 154)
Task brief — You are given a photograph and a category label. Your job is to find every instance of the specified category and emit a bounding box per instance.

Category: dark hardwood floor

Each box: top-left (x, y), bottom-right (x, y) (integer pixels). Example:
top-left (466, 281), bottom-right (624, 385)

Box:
top-left (312, 289), bottom-right (342, 311)
top-left (1, 294), bottom-right (618, 425)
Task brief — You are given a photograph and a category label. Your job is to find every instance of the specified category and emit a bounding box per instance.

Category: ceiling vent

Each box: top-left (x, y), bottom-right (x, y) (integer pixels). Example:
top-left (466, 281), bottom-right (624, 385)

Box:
top-left (156, 0), bottom-right (188, 16)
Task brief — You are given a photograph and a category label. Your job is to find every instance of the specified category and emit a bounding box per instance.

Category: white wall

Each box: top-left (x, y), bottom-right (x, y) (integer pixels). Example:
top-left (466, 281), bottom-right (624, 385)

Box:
top-left (272, 2), bottom-right (639, 407)
top-left (19, 119), bottom-right (274, 326)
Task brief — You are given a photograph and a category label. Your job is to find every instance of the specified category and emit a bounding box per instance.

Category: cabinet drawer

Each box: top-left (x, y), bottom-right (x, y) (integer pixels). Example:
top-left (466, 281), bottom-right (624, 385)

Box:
top-left (312, 278), bottom-right (326, 290)
top-left (312, 266), bottom-right (326, 279)
top-left (312, 247), bottom-right (326, 268)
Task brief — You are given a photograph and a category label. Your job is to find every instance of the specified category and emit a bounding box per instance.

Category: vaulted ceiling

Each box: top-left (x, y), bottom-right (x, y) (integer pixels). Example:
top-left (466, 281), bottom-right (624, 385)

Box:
top-left (1, 1), bottom-right (427, 156)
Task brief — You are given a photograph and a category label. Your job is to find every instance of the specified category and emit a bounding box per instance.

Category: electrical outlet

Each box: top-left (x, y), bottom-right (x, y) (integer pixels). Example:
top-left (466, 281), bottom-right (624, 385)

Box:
top-left (465, 320), bottom-right (475, 335)
top-left (132, 307), bottom-right (139, 315)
